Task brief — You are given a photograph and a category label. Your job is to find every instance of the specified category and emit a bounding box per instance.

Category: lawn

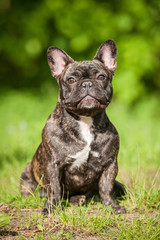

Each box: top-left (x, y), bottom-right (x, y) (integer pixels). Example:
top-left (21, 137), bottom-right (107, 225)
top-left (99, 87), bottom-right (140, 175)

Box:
top-left (0, 88), bottom-right (159, 239)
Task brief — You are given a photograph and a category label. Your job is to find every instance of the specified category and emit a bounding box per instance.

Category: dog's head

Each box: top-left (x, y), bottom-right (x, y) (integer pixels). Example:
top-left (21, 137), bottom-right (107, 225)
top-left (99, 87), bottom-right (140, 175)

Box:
top-left (47, 40), bottom-right (117, 116)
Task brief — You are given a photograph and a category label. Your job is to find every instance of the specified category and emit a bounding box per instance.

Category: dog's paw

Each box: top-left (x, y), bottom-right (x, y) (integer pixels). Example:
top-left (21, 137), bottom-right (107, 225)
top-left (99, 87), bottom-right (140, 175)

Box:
top-left (42, 198), bottom-right (60, 215)
top-left (42, 207), bottom-right (49, 215)
top-left (70, 195), bottom-right (86, 206)
top-left (113, 205), bottom-right (126, 214)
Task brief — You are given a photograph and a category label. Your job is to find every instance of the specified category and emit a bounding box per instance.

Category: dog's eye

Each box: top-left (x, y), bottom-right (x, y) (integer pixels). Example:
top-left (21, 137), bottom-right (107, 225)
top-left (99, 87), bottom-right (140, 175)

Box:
top-left (67, 77), bottom-right (76, 84)
top-left (97, 74), bottom-right (106, 81)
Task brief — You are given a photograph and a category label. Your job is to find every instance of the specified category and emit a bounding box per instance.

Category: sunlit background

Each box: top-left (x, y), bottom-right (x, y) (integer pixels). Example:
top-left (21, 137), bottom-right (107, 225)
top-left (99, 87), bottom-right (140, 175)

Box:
top-left (0, 0), bottom-right (160, 198)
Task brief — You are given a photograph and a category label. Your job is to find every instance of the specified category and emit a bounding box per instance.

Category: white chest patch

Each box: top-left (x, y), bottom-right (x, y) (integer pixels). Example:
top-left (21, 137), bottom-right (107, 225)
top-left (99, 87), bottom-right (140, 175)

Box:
top-left (70, 116), bottom-right (94, 168)
top-left (91, 151), bottom-right (100, 158)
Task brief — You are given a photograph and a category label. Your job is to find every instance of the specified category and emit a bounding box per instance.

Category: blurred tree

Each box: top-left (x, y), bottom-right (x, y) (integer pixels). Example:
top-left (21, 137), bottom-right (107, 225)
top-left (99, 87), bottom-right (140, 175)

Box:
top-left (0, 0), bottom-right (160, 104)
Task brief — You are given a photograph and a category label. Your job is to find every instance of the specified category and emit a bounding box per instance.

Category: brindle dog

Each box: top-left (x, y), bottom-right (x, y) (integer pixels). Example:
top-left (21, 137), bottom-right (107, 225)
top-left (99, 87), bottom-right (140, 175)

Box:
top-left (20, 40), bottom-right (126, 214)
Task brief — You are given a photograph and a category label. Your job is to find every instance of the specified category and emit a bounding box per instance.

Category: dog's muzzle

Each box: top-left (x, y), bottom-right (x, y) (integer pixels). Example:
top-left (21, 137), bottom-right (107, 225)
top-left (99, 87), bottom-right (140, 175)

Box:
top-left (77, 95), bottom-right (102, 109)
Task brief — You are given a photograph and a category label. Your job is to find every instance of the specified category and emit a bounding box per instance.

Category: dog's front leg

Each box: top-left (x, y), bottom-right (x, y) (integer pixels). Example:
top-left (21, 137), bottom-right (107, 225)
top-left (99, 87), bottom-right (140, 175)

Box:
top-left (99, 159), bottom-right (126, 214)
top-left (42, 162), bottom-right (62, 215)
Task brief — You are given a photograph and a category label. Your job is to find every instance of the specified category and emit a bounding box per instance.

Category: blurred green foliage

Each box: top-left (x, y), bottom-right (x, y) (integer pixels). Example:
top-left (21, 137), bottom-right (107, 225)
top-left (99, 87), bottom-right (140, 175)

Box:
top-left (0, 0), bottom-right (160, 105)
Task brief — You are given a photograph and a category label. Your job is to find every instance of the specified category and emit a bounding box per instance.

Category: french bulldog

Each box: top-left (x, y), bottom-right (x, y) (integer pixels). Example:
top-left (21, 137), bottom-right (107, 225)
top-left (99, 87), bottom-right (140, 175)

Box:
top-left (20, 39), bottom-right (126, 214)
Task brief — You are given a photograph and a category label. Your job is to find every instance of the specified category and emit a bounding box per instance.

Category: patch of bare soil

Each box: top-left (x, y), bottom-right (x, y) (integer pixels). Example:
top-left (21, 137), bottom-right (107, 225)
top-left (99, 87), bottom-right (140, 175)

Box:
top-left (0, 202), bottom-right (159, 240)
top-left (0, 204), bottom-right (96, 240)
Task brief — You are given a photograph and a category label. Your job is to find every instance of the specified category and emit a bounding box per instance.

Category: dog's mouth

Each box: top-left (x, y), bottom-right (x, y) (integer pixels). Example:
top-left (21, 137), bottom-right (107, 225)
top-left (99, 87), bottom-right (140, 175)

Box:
top-left (77, 95), bottom-right (106, 109)
top-left (66, 95), bottom-right (108, 112)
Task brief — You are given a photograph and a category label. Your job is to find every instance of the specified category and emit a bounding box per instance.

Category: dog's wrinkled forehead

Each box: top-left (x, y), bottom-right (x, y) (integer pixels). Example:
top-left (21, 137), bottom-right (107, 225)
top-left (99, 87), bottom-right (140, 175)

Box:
top-left (48, 40), bottom-right (117, 82)
top-left (62, 60), bottom-right (107, 81)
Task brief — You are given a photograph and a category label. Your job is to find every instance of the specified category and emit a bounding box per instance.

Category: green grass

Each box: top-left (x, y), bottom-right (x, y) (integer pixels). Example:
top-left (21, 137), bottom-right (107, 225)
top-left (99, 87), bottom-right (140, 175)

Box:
top-left (0, 213), bottom-right (10, 230)
top-left (0, 88), bottom-right (159, 239)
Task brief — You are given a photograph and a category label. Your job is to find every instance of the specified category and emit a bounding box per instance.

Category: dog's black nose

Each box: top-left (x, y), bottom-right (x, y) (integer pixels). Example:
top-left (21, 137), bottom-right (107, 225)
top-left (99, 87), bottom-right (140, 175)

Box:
top-left (82, 81), bottom-right (93, 89)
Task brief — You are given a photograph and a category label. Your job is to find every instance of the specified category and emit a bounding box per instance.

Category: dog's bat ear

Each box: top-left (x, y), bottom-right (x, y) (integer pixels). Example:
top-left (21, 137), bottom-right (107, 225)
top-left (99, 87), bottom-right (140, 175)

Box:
top-left (47, 47), bottom-right (74, 79)
top-left (94, 39), bottom-right (117, 73)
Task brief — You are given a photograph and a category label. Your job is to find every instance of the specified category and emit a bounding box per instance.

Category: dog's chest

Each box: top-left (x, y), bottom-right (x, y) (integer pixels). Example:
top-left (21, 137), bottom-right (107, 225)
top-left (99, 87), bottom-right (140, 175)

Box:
top-left (70, 116), bottom-right (94, 168)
